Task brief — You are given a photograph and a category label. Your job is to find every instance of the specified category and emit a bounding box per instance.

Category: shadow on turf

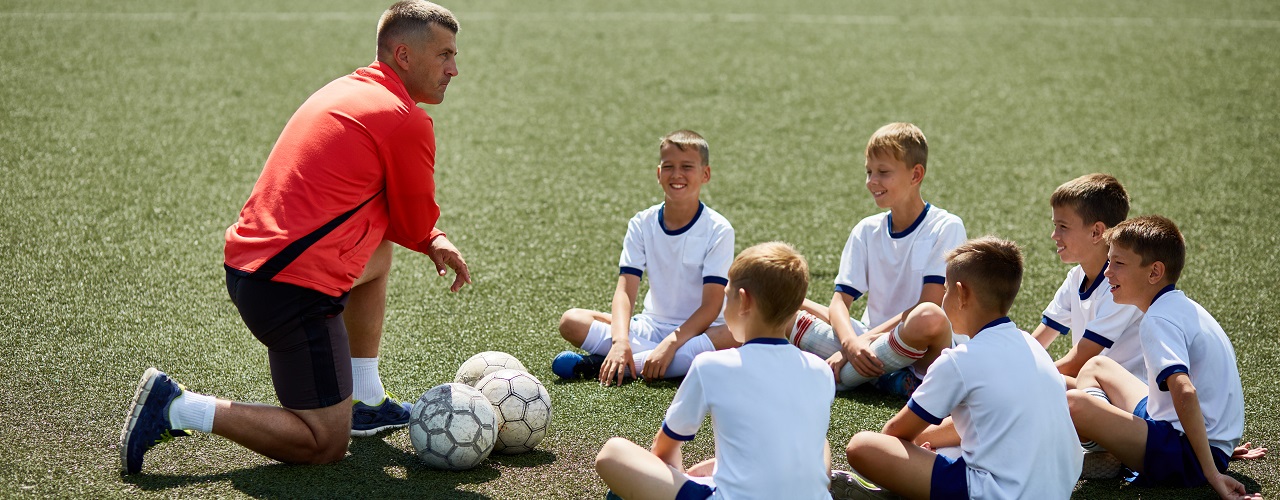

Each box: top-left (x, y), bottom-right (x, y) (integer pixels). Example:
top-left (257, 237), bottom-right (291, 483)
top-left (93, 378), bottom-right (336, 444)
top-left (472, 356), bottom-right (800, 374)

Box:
top-left (1072, 471), bottom-right (1262, 498)
top-left (123, 436), bottom-right (504, 499)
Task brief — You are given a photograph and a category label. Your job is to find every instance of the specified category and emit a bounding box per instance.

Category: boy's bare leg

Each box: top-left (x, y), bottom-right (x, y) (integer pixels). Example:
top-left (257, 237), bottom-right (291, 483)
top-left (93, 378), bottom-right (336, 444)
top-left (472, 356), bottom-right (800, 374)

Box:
top-left (596, 437), bottom-right (688, 500)
top-left (1076, 356), bottom-right (1148, 413)
top-left (798, 298), bottom-right (831, 324)
top-left (845, 431), bottom-right (936, 500)
top-left (347, 240), bottom-right (393, 358)
top-left (895, 303), bottom-right (953, 375)
top-left (1069, 356), bottom-right (1151, 471)
top-left (558, 309), bottom-right (612, 347)
top-left (211, 397), bottom-right (352, 464)
top-left (703, 324), bottom-right (741, 350)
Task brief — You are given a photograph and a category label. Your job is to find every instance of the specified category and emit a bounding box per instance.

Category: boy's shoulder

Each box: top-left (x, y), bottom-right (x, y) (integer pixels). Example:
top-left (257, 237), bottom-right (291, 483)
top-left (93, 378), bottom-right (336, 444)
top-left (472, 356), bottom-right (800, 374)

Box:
top-left (921, 203), bottom-right (965, 228)
top-left (699, 202), bottom-right (733, 229)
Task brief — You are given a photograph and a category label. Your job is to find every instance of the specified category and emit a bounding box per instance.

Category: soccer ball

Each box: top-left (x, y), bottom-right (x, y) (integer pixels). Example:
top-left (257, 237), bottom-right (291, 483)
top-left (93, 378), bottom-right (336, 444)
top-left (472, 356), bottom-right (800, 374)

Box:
top-left (454, 351), bottom-right (528, 387)
top-left (409, 383), bottom-right (497, 470)
top-left (474, 368), bottom-right (552, 454)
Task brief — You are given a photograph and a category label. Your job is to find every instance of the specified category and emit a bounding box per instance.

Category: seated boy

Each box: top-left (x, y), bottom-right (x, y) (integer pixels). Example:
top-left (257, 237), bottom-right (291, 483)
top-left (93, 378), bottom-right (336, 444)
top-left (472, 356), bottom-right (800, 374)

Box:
top-left (840, 237), bottom-right (1082, 499)
top-left (595, 242), bottom-right (835, 499)
top-left (788, 123), bottom-right (965, 394)
top-left (554, 130), bottom-right (737, 386)
top-left (1067, 215), bottom-right (1259, 499)
top-left (1031, 173), bottom-right (1145, 384)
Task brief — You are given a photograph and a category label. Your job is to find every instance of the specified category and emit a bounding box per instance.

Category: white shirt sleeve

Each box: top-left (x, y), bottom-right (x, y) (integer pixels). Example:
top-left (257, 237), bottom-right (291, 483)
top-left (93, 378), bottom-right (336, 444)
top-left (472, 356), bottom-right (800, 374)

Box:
top-left (701, 223), bottom-right (734, 285)
top-left (618, 213), bottom-right (646, 277)
top-left (921, 218), bottom-right (967, 283)
top-left (1081, 297), bottom-right (1143, 349)
top-left (1041, 276), bottom-right (1075, 335)
top-left (1140, 315), bottom-right (1192, 391)
top-left (906, 351), bottom-right (965, 425)
top-left (835, 224), bottom-right (869, 299)
top-left (662, 360), bottom-right (709, 440)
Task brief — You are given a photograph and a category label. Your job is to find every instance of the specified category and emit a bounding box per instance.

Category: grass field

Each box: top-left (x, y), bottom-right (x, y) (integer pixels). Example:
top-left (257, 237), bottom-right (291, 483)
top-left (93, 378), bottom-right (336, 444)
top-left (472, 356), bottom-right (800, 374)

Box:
top-left (2, 0), bottom-right (1278, 497)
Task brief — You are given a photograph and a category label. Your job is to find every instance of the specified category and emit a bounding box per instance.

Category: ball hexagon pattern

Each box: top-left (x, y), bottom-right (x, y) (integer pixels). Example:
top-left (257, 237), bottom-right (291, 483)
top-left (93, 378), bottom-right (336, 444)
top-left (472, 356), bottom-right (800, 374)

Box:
top-left (474, 368), bottom-right (551, 454)
top-left (409, 383), bottom-right (497, 470)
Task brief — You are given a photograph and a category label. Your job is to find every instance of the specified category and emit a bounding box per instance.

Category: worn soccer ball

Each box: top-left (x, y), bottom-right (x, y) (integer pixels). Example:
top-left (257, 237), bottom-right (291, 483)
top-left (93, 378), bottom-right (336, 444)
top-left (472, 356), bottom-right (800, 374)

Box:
top-left (454, 351), bottom-right (528, 387)
top-left (409, 383), bottom-right (497, 470)
top-left (474, 368), bottom-right (552, 454)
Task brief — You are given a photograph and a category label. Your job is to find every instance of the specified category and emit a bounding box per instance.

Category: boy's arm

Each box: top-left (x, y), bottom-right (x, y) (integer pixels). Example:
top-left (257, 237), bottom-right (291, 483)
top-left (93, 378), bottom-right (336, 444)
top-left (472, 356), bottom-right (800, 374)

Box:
top-left (1031, 323), bottom-right (1059, 350)
top-left (883, 405), bottom-right (932, 442)
top-left (835, 283), bottom-right (945, 379)
top-left (1053, 339), bottom-right (1106, 377)
top-left (650, 428), bottom-right (685, 473)
top-left (642, 283), bottom-right (725, 379)
top-left (912, 416), bottom-right (961, 449)
top-left (600, 274), bottom-right (641, 386)
top-left (863, 283), bottom-right (945, 337)
top-left (1166, 373), bottom-right (1253, 500)
top-left (826, 291), bottom-right (876, 381)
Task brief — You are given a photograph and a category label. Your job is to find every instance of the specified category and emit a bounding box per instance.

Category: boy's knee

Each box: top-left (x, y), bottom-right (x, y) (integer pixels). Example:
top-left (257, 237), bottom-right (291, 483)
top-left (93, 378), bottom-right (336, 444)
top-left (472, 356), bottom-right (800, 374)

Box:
top-left (845, 431), bottom-right (878, 465)
top-left (1065, 389), bottom-right (1094, 420)
top-left (1079, 355), bottom-right (1117, 378)
top-left (595, 437), bottom-right (630, 470)
top-left (559, 309), bottom-right (589, 343)
top-left (900, 303), bottom-right (950, 345)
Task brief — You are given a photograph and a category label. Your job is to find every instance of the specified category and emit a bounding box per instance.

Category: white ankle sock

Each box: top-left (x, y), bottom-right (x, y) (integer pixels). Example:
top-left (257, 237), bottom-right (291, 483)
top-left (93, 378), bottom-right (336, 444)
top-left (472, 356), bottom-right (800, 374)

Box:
top-left (352, 357), bottom-right (386, 404)
top-left (167, 392), bottom-right (216, 433)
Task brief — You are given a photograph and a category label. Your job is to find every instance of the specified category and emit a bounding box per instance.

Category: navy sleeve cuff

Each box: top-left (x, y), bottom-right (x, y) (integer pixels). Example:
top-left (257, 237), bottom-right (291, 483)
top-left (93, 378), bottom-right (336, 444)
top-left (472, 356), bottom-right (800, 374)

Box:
top-left (662, 422), bottom-right (696, 442)
top-left (1156, 364), bottom-right (1189, 392)
top-left (1081, 330), bottom-right (1115, 349)
top-left (620, 266), bottom-right (643, 277)
top-left (907, 399), bottom-right (944, 425)
top-left (835, 284), bottom-right (863, 301)
top-left (922, 275), bottom-right (945, 285)
top-left (1041, 316), bottom-right (1070, 335)
top-left (703, 276), bottom-right (728, 286)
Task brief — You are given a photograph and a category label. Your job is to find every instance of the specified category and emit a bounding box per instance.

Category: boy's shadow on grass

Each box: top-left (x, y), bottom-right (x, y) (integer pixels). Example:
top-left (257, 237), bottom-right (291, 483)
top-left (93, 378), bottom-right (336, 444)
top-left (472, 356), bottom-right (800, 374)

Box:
top-left (1072, 470), bottom-right (1261, 498)
top-left (123, 435), bottom-right (557, 499)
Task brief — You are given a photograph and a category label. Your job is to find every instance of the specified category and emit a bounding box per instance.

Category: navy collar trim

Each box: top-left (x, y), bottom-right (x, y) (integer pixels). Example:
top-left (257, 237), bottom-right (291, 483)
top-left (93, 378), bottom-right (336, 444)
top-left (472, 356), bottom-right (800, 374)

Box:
top-left (1078, 261), bottom-right (1110, 300)
top-left (1151, 284), bottom-right (1177, 306)
top-left (978, 317), bottom-right (1013, 333)
top-left (744, 337), bottom-right (790, 346)
top-left (659, 202), bottom-right (704, 236)
top-left (888, 203), bottom-right (931, 239)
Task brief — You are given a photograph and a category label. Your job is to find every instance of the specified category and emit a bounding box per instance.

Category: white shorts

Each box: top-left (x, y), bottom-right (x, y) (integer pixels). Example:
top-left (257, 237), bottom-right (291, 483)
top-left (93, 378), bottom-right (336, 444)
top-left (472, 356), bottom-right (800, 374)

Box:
top-left (581, 314), bottom-right (681, 356)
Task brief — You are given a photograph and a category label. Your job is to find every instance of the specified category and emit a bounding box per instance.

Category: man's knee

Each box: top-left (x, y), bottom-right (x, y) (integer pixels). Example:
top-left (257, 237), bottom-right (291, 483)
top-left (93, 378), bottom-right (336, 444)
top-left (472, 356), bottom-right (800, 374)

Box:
top-left (290, 404), bottom-right (353, 464)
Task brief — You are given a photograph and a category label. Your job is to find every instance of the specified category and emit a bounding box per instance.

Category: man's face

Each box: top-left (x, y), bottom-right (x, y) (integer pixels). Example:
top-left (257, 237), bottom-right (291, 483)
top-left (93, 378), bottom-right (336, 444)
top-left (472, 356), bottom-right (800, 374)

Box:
top-left (404, 24), bottom-right (458, 104)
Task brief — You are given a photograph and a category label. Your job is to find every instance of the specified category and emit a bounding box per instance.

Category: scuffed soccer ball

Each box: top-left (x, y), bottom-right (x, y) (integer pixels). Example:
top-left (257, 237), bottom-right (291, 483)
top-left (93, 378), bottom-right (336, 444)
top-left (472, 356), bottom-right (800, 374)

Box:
top-left (474, 369), bottom-right (552, 454)
top-left (454, 351), bottom-right (528, 387)
top-left (410, 383), bottom-right (497, 470)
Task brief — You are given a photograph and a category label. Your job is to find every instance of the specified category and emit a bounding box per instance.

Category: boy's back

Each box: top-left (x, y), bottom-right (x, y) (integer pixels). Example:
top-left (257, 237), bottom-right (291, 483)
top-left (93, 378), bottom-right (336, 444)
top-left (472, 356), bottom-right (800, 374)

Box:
top-left (1141, 288), bottom-right (1244, 456)
top-left (622, 202), bottom-right (734, 325)
top-left (908, 319), bottom-right (1081, 498)
top-left (837, 203), bottom-right (965, 327)
top-left (664, 339), bottom-right (834, 499)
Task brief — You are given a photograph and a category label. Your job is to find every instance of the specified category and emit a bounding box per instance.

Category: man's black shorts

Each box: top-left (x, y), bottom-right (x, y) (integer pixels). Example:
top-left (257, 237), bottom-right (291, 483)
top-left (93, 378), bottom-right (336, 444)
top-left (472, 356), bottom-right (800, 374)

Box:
top-left (226, 266), bottom-right (352, 410)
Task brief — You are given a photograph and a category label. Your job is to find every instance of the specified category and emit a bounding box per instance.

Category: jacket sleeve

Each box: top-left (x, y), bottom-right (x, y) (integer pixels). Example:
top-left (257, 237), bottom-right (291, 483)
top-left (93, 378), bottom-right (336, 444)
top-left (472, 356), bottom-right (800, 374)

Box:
top-left (383, 112), bottom-right (445, 254)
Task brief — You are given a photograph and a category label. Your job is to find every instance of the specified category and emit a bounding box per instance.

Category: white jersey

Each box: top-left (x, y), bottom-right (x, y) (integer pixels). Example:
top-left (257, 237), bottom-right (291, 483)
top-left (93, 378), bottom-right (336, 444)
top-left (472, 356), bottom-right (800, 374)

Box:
top-left (619, 202), bottom-right (734, 325)
top-left (1141, 287), bottom-right (1244, 457)
top-left (1041, 263), bottom-right (1146, 379)
top-left (663, 338), bottom-right (834, 500)
top-left (835, 204), bottom-right (966, 327)
top-left (908, 318), bottom-right (1082, 500)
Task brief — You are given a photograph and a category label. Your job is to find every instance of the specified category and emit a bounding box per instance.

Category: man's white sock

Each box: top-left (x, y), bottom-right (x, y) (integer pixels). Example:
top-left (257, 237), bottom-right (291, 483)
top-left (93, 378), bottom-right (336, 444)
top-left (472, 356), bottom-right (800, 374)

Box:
top-left (352, 357), bottom-right (386, 404)
top-left (167, 392), bottom-right (216, 433)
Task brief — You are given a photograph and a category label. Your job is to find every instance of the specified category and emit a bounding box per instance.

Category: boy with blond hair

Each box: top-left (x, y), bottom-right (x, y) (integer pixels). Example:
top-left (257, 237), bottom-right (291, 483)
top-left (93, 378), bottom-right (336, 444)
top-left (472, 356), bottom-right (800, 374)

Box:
top-left (788, 123), bottom-right (965, 394)
top-left (596, 242), bottom-right (834, 500)
top-left (1032, 173), bottom-right (1145, 382)
top-left (1068, 216), bottom-right (1258, 499)
top-left (554, 130), bottom-right (736, 386)
top-left (839, 237), bottom-right (1081, 500)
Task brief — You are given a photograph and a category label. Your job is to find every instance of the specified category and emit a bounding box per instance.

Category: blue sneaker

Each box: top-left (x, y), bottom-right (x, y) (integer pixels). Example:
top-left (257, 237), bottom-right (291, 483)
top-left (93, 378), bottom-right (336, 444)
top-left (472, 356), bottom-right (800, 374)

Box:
top-left (552, 351), bottom-right (606, 380)
top-left (871, 367), bottom-right (922, 398)
top-left (119, 368), bottom-right (189, 475)
top-left (351, 394), bottom-right (413, 437)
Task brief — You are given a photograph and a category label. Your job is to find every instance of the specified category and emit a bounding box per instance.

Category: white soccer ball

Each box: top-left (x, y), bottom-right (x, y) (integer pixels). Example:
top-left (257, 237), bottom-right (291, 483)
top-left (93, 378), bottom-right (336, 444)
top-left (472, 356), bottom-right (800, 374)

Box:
top-left (474, 368), bottom-right (552, 454)
top-left (454, 351), bottom-right (528, 387)
top-left (409, 383), bottom-right (497, 470)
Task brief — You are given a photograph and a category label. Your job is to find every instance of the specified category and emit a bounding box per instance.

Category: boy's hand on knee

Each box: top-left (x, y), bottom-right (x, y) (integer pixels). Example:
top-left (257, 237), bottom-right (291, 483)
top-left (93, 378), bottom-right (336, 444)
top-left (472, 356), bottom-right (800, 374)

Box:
top-left (642, 336), bottom-right (678, 380)
top-left (601, 342), bottom-right (635, 387)
top-left (841, 335), bottom-right (885, 378)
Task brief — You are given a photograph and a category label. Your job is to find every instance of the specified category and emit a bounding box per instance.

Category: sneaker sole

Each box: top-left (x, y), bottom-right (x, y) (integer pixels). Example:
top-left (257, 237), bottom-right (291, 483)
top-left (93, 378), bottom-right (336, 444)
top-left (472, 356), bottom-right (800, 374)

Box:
top-left (350, 422), bottom-right (409, 438)
top-left (119, 367), bottom-right (161, 474)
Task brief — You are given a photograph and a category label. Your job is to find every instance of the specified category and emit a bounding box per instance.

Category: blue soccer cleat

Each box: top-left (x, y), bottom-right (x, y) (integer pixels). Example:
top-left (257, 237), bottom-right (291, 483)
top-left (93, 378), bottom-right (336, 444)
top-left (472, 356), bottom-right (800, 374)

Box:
top-left (119, 367), bottom-right (189, 475)
top-left (351, 394), bottom-right (413, 437)
top-left (552, 351), bottom-right (606, 380)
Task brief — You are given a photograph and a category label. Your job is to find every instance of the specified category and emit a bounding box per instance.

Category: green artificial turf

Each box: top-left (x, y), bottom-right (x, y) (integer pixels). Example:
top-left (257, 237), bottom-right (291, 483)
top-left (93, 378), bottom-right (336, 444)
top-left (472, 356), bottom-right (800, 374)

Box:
top-left (1, 0), bottom-right (1277, 497)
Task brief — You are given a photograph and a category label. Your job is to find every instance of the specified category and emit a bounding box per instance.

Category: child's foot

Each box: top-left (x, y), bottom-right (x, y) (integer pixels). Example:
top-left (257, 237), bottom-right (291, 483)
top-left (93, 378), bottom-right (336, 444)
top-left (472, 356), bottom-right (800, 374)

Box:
top-left (552, 351), bottom-right (605, 380)
top-left (119, 368), bottom-right (189, 475)
top-left (1081, 450), bottom-right (1124, 480)
top-left (351, 393), bottom-right (414, 437)
top-left (829, 470), bottom-right (900, 499)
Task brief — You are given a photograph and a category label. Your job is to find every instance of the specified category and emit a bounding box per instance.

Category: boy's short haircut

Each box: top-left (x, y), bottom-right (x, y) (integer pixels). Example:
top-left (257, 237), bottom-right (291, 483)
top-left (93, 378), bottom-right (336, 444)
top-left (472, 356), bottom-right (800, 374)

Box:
top-left (377, 1), bottom-right (459, 55)
top-left (1050, 173), bottom-right (1130, 227)
top-left (728, 242), bottom-right (809, 327)
top-left (865, 122), bottom-right (928, 170)
top-left (1103, 215), bottom-right (1185, 284)
top-left (945, 236), bottom-right (1023, 314)
top-left (660, 130), bottom-right (710, 166)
